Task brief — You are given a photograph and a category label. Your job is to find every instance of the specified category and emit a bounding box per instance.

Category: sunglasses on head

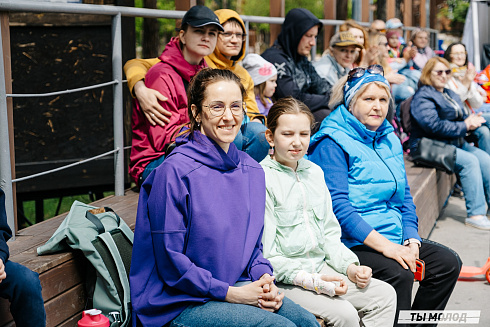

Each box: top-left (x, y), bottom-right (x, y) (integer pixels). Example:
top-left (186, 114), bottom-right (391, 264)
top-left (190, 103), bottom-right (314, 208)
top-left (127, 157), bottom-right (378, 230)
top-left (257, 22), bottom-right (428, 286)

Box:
top-left (347, 64), bottom-right (384, 81)
top-left (432, 69), bottom-right (451, 76)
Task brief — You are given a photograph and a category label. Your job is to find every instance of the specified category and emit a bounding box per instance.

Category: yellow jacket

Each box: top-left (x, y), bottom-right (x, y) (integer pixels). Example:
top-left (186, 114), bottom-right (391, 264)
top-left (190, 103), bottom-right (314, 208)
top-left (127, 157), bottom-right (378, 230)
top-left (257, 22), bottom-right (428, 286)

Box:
top-left (124, 9), bottom-right (264, 122)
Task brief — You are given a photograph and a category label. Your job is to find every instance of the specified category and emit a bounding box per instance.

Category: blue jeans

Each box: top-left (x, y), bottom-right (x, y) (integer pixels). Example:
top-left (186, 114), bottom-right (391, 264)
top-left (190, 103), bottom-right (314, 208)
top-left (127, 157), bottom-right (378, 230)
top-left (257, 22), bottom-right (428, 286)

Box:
top-left (233, 122), bottom-right (269, 163)
top-left (0, 261), bottom-right (45, 327)
top-left (170, 297), bottom-right (320, 327)
top-left (455, 142), bottom-right (490, 216)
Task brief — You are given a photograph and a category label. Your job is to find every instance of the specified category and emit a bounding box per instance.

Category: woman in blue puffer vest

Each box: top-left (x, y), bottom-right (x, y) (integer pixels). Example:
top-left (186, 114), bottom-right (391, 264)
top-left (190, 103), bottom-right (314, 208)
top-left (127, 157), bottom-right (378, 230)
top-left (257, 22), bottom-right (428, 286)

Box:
top-left (308, 65), bottom-right (461, 327)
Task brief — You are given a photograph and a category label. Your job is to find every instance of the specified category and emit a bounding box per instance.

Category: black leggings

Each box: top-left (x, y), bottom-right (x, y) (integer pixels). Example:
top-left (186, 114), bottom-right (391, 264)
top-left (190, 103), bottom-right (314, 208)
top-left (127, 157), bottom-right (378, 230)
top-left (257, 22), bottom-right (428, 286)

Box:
top-left (351, 239), bottom-right (462, 327)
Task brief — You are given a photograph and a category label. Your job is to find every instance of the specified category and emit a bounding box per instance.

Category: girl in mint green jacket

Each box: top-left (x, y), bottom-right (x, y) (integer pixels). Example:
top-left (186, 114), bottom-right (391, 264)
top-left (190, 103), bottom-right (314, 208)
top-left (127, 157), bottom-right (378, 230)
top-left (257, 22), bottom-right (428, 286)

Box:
top-left (260, 97), bottom-right (396, 327)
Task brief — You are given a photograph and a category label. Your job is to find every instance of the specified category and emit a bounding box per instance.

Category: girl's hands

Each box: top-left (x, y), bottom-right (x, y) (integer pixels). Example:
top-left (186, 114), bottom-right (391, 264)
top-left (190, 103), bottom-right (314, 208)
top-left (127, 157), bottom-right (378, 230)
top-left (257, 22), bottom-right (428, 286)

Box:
top-left (320, 275), bottom-right (347, 296)
top-left (134, 81), bottom-right (171, 126)
top-left (346, 264), bottom-right (372, 288)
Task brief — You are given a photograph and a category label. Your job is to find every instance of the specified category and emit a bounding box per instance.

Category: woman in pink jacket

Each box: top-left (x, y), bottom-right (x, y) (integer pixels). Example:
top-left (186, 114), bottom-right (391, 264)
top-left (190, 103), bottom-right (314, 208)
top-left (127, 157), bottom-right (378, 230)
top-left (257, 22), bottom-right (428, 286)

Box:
top-left (129, 6), bottom-right (223, 184)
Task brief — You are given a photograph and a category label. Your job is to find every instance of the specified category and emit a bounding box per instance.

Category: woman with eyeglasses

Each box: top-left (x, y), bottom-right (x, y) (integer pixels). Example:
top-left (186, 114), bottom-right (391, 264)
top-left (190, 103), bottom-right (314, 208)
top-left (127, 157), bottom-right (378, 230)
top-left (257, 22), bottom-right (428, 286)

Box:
top-left (444, 42), bottom-right (487, 115)
top-left (410, 57), bottom-right (490, 230)
top-left (308, 65), bottom-right (461, 326)
top-left (130, 68), bottom-right (319, 327)
top-left (125, 8), bottom-right (269, 172)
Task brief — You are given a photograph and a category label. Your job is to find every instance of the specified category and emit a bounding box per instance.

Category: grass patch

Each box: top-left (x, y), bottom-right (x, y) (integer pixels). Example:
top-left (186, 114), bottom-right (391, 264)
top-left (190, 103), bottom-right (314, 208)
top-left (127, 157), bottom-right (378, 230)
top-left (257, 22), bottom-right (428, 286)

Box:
top-left (20, 192), bottom-right (115, 227)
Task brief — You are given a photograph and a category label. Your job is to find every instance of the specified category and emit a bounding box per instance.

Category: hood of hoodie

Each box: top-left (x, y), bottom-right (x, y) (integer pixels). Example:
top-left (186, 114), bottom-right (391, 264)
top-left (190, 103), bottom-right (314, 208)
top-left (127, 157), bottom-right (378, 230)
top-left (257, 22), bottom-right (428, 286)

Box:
top-left (159, 37), bottom-right (207, 82)
top-left (206, 9), bottom-right (247, 68)
top-left (168, 130), bottom-right (241, 172)
top-left (277, 8), bottom-right (322, 62)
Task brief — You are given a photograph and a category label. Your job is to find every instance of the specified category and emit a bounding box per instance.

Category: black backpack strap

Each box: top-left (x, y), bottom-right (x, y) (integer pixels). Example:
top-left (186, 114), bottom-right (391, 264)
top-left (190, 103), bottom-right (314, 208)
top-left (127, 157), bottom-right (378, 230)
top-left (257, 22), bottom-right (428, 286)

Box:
top-left (85, 207), bottom-right (122, 234)
top-left (86, 211), bottom-right (105, 234)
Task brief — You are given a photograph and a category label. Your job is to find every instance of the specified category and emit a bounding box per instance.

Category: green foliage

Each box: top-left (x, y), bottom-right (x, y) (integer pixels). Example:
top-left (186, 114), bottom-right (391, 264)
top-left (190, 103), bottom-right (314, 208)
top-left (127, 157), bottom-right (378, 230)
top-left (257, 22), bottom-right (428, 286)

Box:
top-left (285, 0), bottom-right (323, 18)
top-left (134, 0), bottom-right (176, 53)
top-left (437, 0), bottom-right (470, 24)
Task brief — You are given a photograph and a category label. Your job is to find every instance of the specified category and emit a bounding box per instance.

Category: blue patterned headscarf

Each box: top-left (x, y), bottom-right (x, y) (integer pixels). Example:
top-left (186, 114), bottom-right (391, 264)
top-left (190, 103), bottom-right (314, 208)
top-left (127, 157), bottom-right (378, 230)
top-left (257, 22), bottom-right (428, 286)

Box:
top-left (344, 73), bottom-right (390, 108)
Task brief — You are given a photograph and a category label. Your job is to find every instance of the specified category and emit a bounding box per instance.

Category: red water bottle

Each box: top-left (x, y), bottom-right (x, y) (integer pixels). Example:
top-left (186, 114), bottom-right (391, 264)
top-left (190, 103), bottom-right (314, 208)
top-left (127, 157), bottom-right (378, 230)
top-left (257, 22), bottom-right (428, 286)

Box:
top-left (78, 309), bottom-right (110, 327)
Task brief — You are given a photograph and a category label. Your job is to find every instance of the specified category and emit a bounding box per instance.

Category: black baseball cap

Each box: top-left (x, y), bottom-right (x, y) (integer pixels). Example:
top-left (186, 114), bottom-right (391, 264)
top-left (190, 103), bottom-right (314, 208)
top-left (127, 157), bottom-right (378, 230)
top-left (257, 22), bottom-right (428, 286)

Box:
top-left (181, 5), bottom-right (224, 32)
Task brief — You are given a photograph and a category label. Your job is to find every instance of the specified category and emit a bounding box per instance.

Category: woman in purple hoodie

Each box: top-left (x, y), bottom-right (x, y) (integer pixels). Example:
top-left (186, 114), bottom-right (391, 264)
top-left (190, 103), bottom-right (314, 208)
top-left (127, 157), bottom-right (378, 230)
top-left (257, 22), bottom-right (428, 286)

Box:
top-left (129, 68), bottom-right (319, 327)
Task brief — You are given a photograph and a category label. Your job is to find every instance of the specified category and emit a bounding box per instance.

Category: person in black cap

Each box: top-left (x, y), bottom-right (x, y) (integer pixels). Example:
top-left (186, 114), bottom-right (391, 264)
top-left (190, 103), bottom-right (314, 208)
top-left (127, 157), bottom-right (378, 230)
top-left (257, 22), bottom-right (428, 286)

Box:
top-left (261, 8), bottom-right (332, 134)
top-left (0, 187), bottom-right (46, 327)
top-left (126, 5), bottom-right (223, 185)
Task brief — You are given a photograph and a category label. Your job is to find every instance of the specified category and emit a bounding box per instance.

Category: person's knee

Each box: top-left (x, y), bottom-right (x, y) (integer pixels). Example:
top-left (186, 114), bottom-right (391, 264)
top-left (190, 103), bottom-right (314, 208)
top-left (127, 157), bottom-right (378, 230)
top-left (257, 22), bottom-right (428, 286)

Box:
top-left (321, 302), bottom-right (359, 326)
top-left (7, 262), bottom-right (42, 297)
top-left (458, 151), bottom-right (480, 174)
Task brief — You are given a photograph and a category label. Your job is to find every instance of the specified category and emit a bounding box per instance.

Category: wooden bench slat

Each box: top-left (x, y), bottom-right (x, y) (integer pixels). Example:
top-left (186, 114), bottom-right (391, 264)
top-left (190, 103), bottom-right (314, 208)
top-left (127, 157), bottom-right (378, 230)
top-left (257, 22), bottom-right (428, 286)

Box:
top-left (44, 284), bottom-right (86, 327)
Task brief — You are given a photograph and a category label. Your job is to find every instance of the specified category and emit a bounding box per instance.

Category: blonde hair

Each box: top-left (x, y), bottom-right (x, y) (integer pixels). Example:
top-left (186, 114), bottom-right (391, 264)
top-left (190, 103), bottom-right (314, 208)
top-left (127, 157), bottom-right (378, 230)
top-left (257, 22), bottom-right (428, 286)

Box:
top-left (339, 19), bottom-right (369, 65)
top-left (328, 75), bottom-right (391, 110)
top-left (254, 82), bottom-right (268, 107)
top-left (419, 57), bottom-right (451, 86)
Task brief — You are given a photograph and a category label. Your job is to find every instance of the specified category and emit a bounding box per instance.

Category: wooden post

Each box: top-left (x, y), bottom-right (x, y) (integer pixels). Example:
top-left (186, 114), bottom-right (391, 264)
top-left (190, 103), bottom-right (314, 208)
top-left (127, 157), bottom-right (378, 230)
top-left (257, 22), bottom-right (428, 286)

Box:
top-left (270, 0), bottom-right (284, 46)
top-left (386, 0), bottom-right (396, 20)
top-left (175, 0), bottom-right (196, 11)
top-left (404, 0), bottom-right (412, 41)
top-left (361, 0), bottom-right (370, 22)
top-left (430, 0), bottom-right (437, 30)
top-left (143, 0), bottom-right (159, 58)
top-left (419, 0), bottom-right (427, 27)
top-left (0, 12), bottom-right (17, 232)
top-left (323, 0), bottom-right (336, 53)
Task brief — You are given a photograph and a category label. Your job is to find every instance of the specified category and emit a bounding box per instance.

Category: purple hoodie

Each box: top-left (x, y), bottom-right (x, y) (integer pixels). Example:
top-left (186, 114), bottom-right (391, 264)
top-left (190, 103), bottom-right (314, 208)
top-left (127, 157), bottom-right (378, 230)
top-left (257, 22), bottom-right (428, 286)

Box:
top-left (129, 131), bottom-right (273, 327)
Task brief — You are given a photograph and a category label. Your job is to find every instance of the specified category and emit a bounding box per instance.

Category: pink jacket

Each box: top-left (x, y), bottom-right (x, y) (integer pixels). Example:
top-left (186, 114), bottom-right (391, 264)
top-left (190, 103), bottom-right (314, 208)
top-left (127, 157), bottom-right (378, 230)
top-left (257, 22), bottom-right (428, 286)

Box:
top-left (129, 37), bottom-right (206, 182)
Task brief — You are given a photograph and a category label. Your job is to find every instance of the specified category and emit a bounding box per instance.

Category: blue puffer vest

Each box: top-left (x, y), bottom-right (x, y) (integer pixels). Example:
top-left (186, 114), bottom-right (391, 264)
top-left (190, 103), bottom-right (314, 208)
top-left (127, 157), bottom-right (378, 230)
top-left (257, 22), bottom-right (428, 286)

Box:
top-left (310, 105), bottom-right (407, 247)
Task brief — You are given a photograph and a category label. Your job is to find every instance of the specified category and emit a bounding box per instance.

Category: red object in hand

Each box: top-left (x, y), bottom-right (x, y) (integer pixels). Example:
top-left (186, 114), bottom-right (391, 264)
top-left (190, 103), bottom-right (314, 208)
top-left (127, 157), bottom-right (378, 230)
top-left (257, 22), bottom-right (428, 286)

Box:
top-left (78, 309), bottom-right (110, 327)
top-left (414, 259), bottom-right (425, 281)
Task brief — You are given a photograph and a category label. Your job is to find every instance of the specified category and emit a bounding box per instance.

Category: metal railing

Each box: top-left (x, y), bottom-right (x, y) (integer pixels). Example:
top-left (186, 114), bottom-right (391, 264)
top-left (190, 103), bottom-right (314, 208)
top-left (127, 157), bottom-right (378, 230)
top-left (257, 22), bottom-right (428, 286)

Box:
top-left (0, 1), bottom-right (440, 234)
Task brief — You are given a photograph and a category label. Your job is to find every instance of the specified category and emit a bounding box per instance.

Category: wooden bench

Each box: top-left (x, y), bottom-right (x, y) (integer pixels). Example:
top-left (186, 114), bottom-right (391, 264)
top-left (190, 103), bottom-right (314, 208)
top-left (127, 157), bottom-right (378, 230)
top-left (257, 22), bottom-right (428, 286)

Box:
top-left (0, 190), bottom-right (139, 327)
top-left (0, 162), bottom-right (456, 326)
top-left (404, 158), bottom-right (456, 238)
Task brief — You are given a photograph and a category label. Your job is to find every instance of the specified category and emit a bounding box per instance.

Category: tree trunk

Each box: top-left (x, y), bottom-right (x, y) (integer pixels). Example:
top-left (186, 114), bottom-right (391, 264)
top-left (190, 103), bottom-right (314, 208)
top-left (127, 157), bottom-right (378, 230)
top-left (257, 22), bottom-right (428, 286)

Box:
top-left (143, 0), bottom-right (159, 58)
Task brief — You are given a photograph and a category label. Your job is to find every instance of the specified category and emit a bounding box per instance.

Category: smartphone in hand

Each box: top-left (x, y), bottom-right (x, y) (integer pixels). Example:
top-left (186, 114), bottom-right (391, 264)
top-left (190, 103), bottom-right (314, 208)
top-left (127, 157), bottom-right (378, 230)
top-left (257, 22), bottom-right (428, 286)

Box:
top-left (414, 259), bottom-right (425, 281)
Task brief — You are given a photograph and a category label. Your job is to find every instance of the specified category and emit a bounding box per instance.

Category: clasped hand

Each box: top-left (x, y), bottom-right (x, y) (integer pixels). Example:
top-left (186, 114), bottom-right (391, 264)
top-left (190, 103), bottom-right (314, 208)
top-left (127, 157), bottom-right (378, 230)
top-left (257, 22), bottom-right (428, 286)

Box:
top-left (225, 274), bottom-right (284, 312)
top-left (465, 113), bottom-right (486, 131)
top-left (346, 264), bottom-right (372, 289)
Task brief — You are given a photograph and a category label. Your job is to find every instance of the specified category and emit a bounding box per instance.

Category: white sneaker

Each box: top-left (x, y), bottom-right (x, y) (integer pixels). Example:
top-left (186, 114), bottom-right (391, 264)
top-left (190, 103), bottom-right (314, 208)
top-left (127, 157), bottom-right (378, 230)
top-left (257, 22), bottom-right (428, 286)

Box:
top-left (465, 216), bottom-right (490, 230)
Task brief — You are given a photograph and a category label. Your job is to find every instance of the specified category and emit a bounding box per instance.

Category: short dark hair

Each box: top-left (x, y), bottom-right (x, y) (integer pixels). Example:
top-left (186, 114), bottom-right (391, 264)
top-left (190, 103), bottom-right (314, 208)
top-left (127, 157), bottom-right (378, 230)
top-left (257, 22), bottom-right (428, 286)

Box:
top-left (444, 42), bottom-right (468, 67)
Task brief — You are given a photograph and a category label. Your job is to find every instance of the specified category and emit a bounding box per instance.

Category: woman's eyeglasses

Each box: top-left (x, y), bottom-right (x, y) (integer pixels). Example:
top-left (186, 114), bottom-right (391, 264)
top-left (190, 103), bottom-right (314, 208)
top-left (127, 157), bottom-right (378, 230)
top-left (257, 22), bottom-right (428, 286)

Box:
top-left (432, 70), bottom-right (452, 76)
top-left (347, 64), bottom-right (384, 81)
top-left (219, 32), bottom-right (247, 40)
top-left (203, 101), bottom-right (245, 117)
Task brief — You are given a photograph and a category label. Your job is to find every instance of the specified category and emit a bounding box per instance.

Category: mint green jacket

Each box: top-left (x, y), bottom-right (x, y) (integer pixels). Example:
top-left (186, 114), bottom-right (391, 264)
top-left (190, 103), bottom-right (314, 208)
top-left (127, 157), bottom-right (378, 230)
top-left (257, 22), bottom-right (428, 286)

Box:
top-left (260, 156), bottom-right (359, 284)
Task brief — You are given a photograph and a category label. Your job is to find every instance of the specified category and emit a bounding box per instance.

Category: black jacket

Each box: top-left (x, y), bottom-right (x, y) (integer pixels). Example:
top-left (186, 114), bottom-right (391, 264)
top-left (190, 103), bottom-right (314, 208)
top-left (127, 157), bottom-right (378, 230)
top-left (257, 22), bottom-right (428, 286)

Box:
top-left (0, 188), bottom-right (12, 264)
top-left (261, 8), bottom-right (331, 114)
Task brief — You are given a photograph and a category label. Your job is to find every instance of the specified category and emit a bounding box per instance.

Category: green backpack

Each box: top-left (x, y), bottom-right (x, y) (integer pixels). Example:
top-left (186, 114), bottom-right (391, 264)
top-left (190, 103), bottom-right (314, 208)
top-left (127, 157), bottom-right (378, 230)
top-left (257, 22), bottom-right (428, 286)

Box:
top-left (37, 200), bottom-right (133, 327)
